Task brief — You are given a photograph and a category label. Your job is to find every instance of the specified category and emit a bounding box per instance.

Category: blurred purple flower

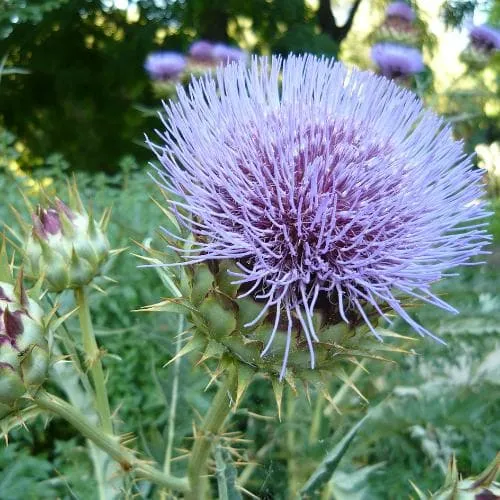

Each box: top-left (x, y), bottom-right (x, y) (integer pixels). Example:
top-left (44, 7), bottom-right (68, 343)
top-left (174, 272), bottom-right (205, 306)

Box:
top-left (371, 43), bottom-right (424, 79)
top-left (212, 44), bottom-right (247, 65)
top-left (470, 24), bottom-right (500, 53)
top-left (188, 40), bottom-right (216, 63)
top-left (386, 2), bottom-right (415, 22)
top-left (144, 52), bottom-right (186, 81)
top-left (149, 55), bottom-right (489, 377)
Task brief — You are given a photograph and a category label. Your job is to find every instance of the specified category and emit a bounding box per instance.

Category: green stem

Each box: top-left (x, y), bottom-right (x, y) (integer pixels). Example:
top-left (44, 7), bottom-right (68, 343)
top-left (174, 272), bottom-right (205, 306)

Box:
top-left (33, 390), bottom-right (190, 493)
top-left (75, 287), bottom-right (113, 434)
top-left (286, 389), bottom-right (298, 498)
top-left (309, 391), bottom-right (325, 446)
top-left (159, 315), bottom-right (184, 500)
top-left (187, 369), bottom-right (238, 500)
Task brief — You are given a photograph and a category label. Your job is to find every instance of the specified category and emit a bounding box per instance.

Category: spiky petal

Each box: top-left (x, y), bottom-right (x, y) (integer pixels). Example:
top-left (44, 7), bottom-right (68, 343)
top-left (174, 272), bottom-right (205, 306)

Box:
top-left (149, 55), bottom-right (489, 377)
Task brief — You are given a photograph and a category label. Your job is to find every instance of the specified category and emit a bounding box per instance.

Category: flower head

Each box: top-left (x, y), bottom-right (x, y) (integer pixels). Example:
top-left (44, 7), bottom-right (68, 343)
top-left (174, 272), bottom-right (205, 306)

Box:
top-left (212, 44), bottom-right (247, 65)
top-left (371, 43), bottom-right (424, 79)
top-left (188, 40), bottom-right (216, 64)
top-left (386, 2), bottom-right (415, 23)
top-left (150, 55), bottom-right (488, 378)
top-left (469, 24), bottom-right (500, 53)
top-left (144, 52), bottom-right (187, 81)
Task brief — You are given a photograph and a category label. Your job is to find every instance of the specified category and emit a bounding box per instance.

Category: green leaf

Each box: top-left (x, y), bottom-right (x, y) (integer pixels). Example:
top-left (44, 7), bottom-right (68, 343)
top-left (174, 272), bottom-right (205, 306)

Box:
top-left (299, 415), bottom-right (369, 498)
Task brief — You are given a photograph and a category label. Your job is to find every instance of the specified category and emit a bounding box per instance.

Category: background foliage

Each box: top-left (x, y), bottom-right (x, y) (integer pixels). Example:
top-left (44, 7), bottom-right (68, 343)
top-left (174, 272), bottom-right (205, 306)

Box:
top-left (0, 0), bottom-right (499, 498)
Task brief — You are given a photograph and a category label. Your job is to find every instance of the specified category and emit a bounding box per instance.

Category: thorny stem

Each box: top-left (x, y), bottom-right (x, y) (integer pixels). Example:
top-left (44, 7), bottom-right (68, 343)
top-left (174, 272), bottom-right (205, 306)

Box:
top-left (309, 391), bottom-right (325, 446)
top-left (33, 390), bottom-right (190, 493)
top-left (159, 315), bottom-right (184, 500)
top-left (187, 369), bottom-right (238, 500)
top-left (75, 287), bottom-right (113, 434)
top-left (286, 389), bottom-right (299, 498)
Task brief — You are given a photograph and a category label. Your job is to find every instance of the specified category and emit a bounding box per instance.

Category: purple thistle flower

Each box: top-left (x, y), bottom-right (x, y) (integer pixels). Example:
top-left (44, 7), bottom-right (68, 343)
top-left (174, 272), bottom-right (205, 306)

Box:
top-left (149, 55), bottom-right (489, 378)
top-left (386, 2), bottom-right (416, 23)
top-left (469, 24), bottom-right (500, 53)
top-left (371, 43), bottom-right (424, 79)
top-left (144, 52), bottom-right (187, 81)
top-left (212, 44), bottom-right (247, 65)
top-left (189, 40), bottom-right (216, 63)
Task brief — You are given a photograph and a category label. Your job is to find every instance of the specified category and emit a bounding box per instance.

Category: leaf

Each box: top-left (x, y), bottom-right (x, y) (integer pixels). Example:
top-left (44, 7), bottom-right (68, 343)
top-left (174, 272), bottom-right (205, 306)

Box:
top-left (299, 415), bottom-right (369, 498)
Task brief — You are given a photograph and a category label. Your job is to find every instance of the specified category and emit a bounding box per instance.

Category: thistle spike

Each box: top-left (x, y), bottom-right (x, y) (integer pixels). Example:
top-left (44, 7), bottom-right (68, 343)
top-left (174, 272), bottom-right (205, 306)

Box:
top-left (0, 235), bottom-right (12, 282)
top-left (14, 268), bottom-right (28, 307)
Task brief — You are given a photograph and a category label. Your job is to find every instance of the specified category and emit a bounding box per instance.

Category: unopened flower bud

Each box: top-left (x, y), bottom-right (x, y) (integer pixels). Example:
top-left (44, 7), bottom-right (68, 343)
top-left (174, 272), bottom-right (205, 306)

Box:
top-left (24, 184), bottom-right (111, 292)
top-left (0, 275), bottom-right (49, 411)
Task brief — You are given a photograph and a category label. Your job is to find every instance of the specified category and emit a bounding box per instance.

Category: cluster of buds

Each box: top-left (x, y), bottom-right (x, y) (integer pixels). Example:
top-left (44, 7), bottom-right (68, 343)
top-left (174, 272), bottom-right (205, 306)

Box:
top-left (461, 24), bottom-right (500, 70)
top-left (20, 182), bottom-right (111, 292)
top-left (144, 41), bottom-right (247, 98)
top-left (370, 2), bottom-right (424, 83)
top-left (0, 245), bottom-right (49, 419)
top-left (412, 454), bottom-right (500, 499)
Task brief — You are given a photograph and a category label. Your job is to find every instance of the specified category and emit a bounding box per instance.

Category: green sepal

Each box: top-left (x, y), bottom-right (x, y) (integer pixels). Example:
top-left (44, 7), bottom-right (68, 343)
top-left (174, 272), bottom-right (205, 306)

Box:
top-left (164, 332), bottom-right (207, 367)
top-left (191, 264), bottom-right (214, 306)
top-left (199, 292), bottom-right (237, 340)
top-left (216, 261), bottom-right (241, 298)
top-left (236, 297), bottom-right (266, 330)
top-left (0, 364), bottom-right (25, 405)
top-left (235, 362), bottom-right (255, 406)
top-left (20, 345), bottom-right (49, 387)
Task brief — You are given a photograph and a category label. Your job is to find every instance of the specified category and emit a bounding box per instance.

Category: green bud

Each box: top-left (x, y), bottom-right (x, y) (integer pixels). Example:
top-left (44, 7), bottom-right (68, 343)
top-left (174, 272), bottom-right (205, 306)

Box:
top-left (23, 184), bottom-right (111, 292)
top-left (20, 345), bottom-right (49, 387)
top-left (0, 268), bottom-right (51, 412)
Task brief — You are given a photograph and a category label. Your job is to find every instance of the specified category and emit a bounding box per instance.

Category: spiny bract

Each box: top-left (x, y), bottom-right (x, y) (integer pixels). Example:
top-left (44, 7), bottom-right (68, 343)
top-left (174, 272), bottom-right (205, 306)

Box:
top-left (149, 55), bottom-right (489, 379)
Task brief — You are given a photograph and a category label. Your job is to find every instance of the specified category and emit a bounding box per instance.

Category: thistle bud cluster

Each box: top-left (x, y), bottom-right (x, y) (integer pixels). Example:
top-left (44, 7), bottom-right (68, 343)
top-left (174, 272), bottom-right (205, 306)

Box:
top-left (23, 183), bottom-right (111, 292)
top-left (0, 270), bottom-right (49, 418)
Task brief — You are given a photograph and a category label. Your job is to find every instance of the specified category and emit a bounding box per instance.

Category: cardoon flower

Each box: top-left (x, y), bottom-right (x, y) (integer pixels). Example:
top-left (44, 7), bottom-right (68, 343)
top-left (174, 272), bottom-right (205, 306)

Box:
top-left (386, 2), bottom-right (415, 23)
top-left (461, 24), bottom-right (500, 69)
top-left (469, 24), bottom-right (500, 54)
top-left (212, 44), bottom-right (247, 65)
top-left (149, 55), bottom-right (488, 379)
top-left (371, 43), bottom-right (424, 80)
top-left (188, 40), bottom-right (216, 64)
top-left (144, 52), bottom-right (187, 81)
